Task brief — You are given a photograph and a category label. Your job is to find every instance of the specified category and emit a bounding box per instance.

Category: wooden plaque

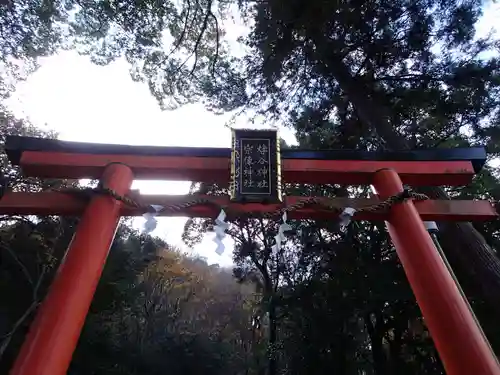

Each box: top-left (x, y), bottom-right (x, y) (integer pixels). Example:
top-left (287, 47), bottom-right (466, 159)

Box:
top-left (230, 129), bottom-right (282, 203)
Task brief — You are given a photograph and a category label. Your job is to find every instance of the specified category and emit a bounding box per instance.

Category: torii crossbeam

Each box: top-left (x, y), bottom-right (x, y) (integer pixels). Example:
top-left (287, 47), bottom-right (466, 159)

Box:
top-left (1, 133), bottom-right (499, 375)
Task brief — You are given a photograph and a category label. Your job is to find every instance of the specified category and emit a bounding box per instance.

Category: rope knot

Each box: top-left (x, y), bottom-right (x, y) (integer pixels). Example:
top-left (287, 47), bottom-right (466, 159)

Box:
top-left (400, 189), bottom-right (412, 200)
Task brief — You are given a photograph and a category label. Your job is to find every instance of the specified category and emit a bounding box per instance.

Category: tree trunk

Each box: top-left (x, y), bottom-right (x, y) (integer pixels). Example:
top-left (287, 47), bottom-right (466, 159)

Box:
top-left (267, 295), bottom-right (277, 375)
top-left (388, 318), bottom-right (405, 375)
top-left (328, 57), bottom-right (500, 315)
top-left (365, 312), bottom-right (388, 375)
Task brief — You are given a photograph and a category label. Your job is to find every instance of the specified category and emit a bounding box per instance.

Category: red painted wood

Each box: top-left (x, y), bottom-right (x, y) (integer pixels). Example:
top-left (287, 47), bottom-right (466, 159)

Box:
top-left (373, 169), bottom-right (500, 375)
top-left (10, 164), bottom-right (134, 375)
top-left (19, 151), bottom-right (475, 186)
top-left (0, 192), bottom-right (497, 221)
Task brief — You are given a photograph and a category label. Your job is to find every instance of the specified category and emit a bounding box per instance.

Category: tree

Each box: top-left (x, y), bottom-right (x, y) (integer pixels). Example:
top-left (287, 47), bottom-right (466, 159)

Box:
top-left (22, 0), bottom-right (497, 327)
top-left (0, 113), bottom-right (257, 374)
top-left (0, 210), bottom-right (256, 374)
top-left (183, 182), bottom-right (278, 375)
top-left (1, 0), bottom-right (234, 110)
top-left (70, 239), bottom-right (255, 375)
top-left (182, 172), bottom-right (453, 374)
top-left (3, 1), bottom-right (500, 373)
top-left (192, 0), bottom-right (500, 324)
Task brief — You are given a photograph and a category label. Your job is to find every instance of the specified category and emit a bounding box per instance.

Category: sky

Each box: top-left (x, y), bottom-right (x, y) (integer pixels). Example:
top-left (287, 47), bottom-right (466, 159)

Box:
top-left (6, 52), bottom-right (300, 267)
top-left (5, 2), bottom-right (500, 266)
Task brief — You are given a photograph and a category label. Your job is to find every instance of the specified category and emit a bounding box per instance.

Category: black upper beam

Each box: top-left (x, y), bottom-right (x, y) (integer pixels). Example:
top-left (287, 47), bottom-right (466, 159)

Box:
top-left (5, 135), bottom-right (487, 174)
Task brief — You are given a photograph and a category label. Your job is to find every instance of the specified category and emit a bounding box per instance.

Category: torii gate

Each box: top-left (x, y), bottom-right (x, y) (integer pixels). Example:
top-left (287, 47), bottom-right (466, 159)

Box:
top-left (1, 130), bottom-right (499, 375)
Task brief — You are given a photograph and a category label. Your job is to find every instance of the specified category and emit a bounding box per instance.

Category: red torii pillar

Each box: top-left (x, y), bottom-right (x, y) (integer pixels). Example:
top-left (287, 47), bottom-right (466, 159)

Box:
top-left (9, 163), bottom-right (134, 375)
top-left (373, 169), bottom-right (499, 375)
top-left (1, 135), bottom-right (499, 375)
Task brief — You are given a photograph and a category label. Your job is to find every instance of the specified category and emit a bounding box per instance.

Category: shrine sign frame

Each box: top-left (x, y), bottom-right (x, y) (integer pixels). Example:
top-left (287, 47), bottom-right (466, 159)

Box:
top-left (1, 135), bottom-right (500, 375)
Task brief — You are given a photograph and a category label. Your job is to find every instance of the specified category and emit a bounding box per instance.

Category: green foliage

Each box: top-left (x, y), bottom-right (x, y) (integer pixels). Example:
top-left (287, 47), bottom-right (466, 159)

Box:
top-left (1, 0), bottom-right (235, 108)
top-left (69, 235), bottom-right (255, 375)
top-left (182, 178), bottom-right (451, 374)
top-left (0, 116), bottom-right (256, 375)
top-left (0, 217), bottom-right (256, 375)
top-left (183, 3), bottom-right (500, 373)
top-left (2, 1), bottom-right (500, 375)
top-left (195, 0), bottom-right (500, 152)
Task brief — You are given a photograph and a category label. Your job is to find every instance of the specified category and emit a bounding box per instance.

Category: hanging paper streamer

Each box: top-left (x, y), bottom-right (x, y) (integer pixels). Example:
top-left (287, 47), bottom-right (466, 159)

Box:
top-left (272, 212), bottom-right (293, 253)
top-left (423, 221), bottom-right (438, 232)
top-left (142, 205), bottom-right (164, 234)
top-left (339, 207), bottom-right (356, 229)
top-left (213, 209), bottom-right (230, 255)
